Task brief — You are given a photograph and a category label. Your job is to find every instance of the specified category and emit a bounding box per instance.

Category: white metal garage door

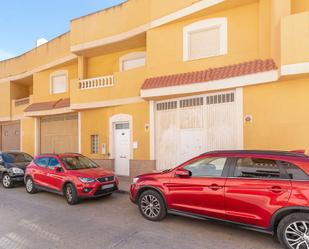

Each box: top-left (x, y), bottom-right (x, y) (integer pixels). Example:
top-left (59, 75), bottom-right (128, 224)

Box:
top-left (40, 114), bottom-right (78, 154)
top-left (155, 90), bottom-right (242, 170)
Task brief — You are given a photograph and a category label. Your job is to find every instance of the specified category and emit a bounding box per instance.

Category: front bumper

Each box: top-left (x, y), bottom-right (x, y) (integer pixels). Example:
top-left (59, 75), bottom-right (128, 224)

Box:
top-left (130, 183), bottom-right (139, 204)
top-left (76, 179), bottom-right (119, 198)
top-left (9, 173), bottom-right (25, 183)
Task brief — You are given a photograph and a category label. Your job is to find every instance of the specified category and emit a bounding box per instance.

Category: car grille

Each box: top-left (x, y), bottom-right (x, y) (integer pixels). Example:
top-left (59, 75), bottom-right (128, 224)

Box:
top-left (97, 176), bottom-right (114, 183)
top-left (94, 186), bottom-right (118, 196)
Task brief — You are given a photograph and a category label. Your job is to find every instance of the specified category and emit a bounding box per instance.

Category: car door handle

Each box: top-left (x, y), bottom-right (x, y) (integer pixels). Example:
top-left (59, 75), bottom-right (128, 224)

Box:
top-left (270, 186), bottom-right (284, 194)
top-left (208, 184), bottom-right (223, 191)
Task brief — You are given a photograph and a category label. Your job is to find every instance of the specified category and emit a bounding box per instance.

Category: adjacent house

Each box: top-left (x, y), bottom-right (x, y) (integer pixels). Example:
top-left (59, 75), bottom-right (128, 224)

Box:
top-left (0, 0), bottom-right (309, 177)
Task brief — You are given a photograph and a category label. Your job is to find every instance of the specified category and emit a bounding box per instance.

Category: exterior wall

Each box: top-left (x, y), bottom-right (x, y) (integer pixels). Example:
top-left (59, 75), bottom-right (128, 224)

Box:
top-left (0, 33), bottom-right (71, 79)
top-left (80, 101), bottom-right (150, 161)
top-left (244, 76), bottom-right (309, 150)
top-left (291, 0), bottom-right (309, 13)
top-left (32, 63), bottom-right (77, 103)
top-left (0, 82), bottom-right (11, 120)
top-left (147, 2), bottom-right (259, 77)
top-left (21, 118), bottom-right (35, 155)
top-left (281, 11), bottom-right (309, 65)
top-left (70, 0), bottom-right (151, 47)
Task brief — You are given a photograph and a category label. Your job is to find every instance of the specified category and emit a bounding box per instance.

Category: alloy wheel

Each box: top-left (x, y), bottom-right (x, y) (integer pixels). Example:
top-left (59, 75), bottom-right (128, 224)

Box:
top-left (3, 175), bottom-right (11, 188)
top-left (26, 179), bottom-right (33, 192)
top-left (140, 194), bottom-right (161, 218)
top-left (66, 186), bottom-right (73, 203)
top-left (285, 221), bottom-right (309, 249)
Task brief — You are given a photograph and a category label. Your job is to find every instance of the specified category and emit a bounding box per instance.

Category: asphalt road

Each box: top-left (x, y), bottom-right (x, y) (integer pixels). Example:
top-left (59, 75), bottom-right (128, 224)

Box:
top-left (0, 186), bottom-right (282, 249)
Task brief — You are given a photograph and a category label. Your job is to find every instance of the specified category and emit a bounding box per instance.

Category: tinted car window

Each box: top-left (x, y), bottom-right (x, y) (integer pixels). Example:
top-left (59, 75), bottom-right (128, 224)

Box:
top-left (280, 161), bottom-right (309, 180)
top-left (61, 156), bottom-right (98, 170)
top-left (34, 157), bottom-right (49, 168)
top-left (47, 158), bottom-right (61, 170)
top-left (3, 153), bottom-right (33, 163)
top-left (184, 157), bottom-right (227, 177)
top-left (234, 157), bottom-right (280, 179)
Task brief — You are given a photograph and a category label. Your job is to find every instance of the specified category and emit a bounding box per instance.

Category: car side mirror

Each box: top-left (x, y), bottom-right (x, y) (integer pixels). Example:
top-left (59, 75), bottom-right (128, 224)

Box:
top-left (175, 169), bottom-right (192, 178)
top-left (54, 166), bottom-right (63, 173)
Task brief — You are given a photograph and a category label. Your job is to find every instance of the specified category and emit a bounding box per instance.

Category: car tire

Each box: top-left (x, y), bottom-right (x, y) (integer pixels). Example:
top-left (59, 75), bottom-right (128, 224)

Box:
top-left (2, 173), bottom-right (14, 188)
top-left (25, 177), bottom-right (37, 194)
top-left (64, 183), bottom-right (79, 205)
top-left (277, 212), bottom-right (309, 249)
top-left (138, 190), bottom-right (167, 221)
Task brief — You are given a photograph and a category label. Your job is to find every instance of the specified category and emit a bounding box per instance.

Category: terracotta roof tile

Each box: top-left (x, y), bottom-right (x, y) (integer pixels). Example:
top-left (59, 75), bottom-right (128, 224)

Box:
top-left (24, 98), bottom-right (70, 113)
top-left (141, 59), bottom-right (277, 90)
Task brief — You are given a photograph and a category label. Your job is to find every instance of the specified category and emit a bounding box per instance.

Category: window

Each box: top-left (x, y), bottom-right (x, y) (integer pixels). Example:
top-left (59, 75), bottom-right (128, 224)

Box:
top-left (119, 52), bottom-right (146, 72)
top-left (61, 156), bottom-right (98, 170)
top-left (91, 135), bottom-right (99, 154)
top-left (50, 71), bottom-right (68, 94)
top-left (184, 157), bottom-right (227, 177)
top-left (183, 18), bottom-right (227, 61)
top-left (234, 158), bottom-right (281, 179)
top-left (34, 157), bottom-right (49, 168)
top-left (281, 161), bottom-right (309, 180)
top-left (47, 158), bottom-right (61, 170)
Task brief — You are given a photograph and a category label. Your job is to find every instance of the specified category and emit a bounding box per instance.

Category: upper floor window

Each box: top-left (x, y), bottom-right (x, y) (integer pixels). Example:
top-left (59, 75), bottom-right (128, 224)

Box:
top-left (50, 71), bottom-right (68, 94)
top-left (119, 52), bottom-right (146, 72)
top-left (183, 18), bottom-right (228, 61)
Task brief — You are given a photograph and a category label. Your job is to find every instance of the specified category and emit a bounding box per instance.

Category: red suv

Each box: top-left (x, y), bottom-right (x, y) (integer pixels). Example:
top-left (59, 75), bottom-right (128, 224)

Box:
top-left (130, 150), bottom-right (309, 249)
top-left (25, 154), bottom-right (118, 205)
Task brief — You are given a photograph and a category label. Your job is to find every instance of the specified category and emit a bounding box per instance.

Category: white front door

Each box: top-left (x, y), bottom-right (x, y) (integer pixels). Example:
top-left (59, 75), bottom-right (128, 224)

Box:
top-left (114, 123), bottom-right (130, 176)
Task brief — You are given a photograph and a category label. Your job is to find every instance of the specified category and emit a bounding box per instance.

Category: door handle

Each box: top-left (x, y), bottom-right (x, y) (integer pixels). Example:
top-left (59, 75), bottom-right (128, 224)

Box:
top-left (270, 186), bottom-right (284, 194)
top-left (208, 184), bottom-right (223, 191)
top-left (120, 156), bottom-right (127, 159)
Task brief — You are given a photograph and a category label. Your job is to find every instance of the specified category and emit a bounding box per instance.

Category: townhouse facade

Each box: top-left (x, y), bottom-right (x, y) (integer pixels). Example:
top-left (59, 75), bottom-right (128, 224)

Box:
top-left (0, 0), bottom-right (309, 177)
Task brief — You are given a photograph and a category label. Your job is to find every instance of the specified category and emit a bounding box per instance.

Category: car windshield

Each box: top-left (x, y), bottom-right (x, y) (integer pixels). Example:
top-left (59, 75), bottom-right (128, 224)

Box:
top-left (61, 156), bottom-right (98, 170)
top-left (3, 152), bottom-right (33, 163)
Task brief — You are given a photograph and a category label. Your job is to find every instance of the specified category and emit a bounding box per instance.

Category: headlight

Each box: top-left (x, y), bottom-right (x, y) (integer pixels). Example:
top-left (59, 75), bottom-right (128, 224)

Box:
top-left (11, 167), bottom-right (24, 174)
top-left (78, 177), bottom-right (96, 183)
top-left (132, 177), bottom-right (139, 184)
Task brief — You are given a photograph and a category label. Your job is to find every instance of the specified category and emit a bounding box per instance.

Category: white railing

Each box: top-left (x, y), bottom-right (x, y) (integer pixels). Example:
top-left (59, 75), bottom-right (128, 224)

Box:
top-left (79, 75), bottom-right (114, 90)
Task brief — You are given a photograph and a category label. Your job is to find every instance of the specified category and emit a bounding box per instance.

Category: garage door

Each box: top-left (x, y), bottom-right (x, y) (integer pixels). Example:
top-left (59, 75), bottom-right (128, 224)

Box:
top-left (0, 122), bottom-right (20, 151)
top-left (40, 114), bottom-right (78, 154)
top-left (155, 90), bottom-right (242, 170)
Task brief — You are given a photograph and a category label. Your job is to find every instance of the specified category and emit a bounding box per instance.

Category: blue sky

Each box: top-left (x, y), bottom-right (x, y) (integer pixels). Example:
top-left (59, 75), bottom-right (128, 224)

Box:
top-left (0, 0), bottom-right (126, 61)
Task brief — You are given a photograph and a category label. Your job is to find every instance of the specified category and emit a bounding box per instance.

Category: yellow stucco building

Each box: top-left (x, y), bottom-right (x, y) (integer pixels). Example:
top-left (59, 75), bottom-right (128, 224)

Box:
top-left (0, 0), bottom-right (309, 177)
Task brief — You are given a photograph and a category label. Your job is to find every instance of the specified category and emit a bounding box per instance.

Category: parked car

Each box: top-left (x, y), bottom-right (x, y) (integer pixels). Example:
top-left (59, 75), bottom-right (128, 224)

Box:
top-left (130, 150), bottom-right (309, 249)
top-left (0, 151), bottom-right (33, 188)
top-left (25, 153), bottom-right (119, 205)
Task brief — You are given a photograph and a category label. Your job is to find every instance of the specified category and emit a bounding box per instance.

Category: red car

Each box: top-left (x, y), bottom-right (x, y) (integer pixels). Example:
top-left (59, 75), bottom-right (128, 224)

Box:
top-left (130, 150), bottom-right (309, 249)
top-left (25, 153), bottom-right (119, 205)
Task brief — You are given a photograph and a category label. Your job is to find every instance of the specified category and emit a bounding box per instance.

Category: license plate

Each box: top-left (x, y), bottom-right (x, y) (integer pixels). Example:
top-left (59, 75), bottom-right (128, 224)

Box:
top-left (101, 184), bottom-right (114, 190)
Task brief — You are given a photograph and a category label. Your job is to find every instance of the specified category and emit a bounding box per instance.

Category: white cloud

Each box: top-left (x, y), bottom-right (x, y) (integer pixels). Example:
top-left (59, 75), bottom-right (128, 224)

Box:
top-left (0, 50), bottom-right (15, 61)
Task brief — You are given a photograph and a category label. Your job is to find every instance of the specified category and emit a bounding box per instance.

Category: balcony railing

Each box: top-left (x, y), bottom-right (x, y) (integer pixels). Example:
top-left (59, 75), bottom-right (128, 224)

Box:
top-left (79, 75), bottom-right (114, 90)
top-left (14, 97), bottom-right (30, 107)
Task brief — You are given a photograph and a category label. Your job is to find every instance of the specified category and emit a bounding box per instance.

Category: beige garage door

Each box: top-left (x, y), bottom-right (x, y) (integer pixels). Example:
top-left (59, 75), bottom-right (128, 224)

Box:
top-left (0, 122), bottom-right (21, 151)
top-left (40, 114), bottom-right (78, 154)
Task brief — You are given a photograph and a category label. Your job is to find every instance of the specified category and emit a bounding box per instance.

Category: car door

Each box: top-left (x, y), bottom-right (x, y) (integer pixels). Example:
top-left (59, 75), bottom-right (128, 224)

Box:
top-left (44, 157), bottom-right (65, 192)
top-left (225, 156), bottom-right (292, 228)
top-left (167, 156), bottom-right (230, 219)
top-left (32, 157), bottom-right (50, 187)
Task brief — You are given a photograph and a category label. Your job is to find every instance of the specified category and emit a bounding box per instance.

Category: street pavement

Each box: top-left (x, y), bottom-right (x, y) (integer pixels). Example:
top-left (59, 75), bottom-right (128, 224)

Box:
top-left (0, 186), bottom-right (282, 249)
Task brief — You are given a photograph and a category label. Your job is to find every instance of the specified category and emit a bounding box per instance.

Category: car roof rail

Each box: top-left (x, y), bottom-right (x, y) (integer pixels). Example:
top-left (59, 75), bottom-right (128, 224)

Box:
top-left (202, 150), bottom-right (309, 158)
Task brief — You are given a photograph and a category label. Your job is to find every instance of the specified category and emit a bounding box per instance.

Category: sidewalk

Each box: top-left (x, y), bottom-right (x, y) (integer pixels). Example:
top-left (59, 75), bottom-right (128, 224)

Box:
top-left (117, 176), bottom-right (131, 193)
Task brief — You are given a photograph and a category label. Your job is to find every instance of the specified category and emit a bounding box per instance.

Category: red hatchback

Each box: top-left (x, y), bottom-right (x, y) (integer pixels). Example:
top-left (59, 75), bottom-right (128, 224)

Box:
top-left (130, 150), bottom-right (309, 249)
top-left (25, 154), bottom-right (119, 205)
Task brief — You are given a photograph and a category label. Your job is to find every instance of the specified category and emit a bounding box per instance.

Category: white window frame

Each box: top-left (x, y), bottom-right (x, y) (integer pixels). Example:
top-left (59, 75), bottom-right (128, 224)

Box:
top-left (49, 70), bottom-right (68, 94)
top-left (183, 17), bottom-right (228, 61)
top-left (119, 52), bottom-right (146, 72)
top-left (91, 134), bottom-right (99, 154)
